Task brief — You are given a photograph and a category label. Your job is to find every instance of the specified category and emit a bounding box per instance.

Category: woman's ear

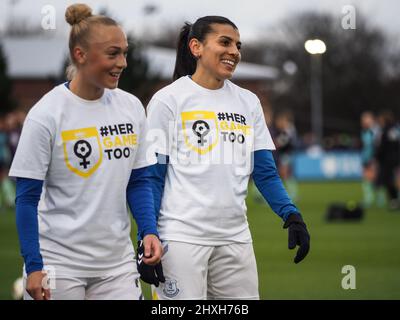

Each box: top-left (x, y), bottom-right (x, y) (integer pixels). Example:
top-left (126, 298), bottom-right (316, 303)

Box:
top-left (72, 46), bottom-right (87, 65)
top-left (188, 38), bottom-right (202, 59)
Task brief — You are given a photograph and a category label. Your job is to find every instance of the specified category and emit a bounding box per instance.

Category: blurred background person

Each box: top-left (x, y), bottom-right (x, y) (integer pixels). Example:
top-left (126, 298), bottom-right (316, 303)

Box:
top-left (3, 110), bottom-right (25, 210)
top-left (395, 167), bottom-right (400, 203)
top-left (360, 111), bottom-right (379, 208)
top-left (375, 110), bottom-right (400, 210)
top-left (7, 110), bottom-right (26, 160)
top-left (0, 114), bottom-right (14, 210)
top-left (273, 110), bottom-right (299, 202)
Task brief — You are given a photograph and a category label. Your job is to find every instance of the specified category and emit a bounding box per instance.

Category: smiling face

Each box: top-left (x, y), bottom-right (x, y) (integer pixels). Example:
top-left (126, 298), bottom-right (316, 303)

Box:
top-left (190, 23), bottom-right (241, 82)
top-left (73, 24), bottom-right (128, 90)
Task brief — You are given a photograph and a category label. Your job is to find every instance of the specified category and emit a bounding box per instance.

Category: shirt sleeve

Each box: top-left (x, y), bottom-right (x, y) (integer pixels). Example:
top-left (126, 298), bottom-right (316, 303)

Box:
top-left (146, 98), bottom-right (175, 156)
top-left (127, 167), bottom-right (158, 240)
top-left (132, 107), bottom-right (157, 170)
top-left (253, 99), bottom-right (275, 151)
top-left (148, 154), bottom-right (169, 218)
top-left (9, 118), bottom-right (52, 180)
top-left (15, 178), bottom-right (44, 275)
top-left (252, 149), bottom-right (300, 221)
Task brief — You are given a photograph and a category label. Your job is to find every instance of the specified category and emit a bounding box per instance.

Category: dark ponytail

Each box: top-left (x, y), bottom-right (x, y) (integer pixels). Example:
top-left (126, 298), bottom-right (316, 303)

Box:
top-left (172, 16), bottom-right (238, 81)
top-left (173, 23), bottom-right (196, 81)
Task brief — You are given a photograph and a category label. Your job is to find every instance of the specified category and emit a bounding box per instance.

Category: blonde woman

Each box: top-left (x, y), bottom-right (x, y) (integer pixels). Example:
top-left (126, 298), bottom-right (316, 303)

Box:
top-left (9, 4), bottom-right (162, 300)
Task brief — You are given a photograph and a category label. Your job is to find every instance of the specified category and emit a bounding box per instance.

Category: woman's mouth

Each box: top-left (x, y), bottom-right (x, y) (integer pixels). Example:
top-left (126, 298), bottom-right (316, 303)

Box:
top-left (221, 59), bottom-right (236, 67)
top-left (109, 72), bottom-right (121, 80)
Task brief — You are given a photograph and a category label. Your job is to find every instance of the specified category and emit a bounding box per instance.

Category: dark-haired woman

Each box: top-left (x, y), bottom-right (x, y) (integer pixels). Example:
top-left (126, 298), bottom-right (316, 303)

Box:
top-left (147, 16), bottom-right (310, 300)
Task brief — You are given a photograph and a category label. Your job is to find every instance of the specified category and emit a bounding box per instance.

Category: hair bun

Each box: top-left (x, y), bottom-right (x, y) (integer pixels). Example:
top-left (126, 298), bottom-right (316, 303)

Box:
top-left (65, 3), bottom-right (92, 26)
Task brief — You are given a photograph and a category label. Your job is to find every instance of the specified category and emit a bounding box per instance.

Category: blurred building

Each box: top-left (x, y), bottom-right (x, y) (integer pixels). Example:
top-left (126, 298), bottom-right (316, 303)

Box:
top-left (2, 36), bottom-right (278, 112)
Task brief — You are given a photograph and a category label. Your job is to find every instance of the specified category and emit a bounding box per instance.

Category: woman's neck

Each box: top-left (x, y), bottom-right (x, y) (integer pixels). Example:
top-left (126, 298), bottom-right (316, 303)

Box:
top-left (70, 74), bottom-right (104, 100)
top-left (191, 69), bottom-right (224, 90)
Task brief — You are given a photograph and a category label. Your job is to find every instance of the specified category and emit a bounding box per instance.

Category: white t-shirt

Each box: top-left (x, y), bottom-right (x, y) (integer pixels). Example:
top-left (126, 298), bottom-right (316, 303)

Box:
top-left (147, 76), bottom-right (275, 245)
top-left (9, 84), bottom-right (156, 277)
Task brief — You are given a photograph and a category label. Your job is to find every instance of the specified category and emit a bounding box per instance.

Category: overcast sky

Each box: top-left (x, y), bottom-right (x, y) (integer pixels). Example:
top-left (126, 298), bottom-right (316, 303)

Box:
top-left (0, 0), bottom-right (399, 42)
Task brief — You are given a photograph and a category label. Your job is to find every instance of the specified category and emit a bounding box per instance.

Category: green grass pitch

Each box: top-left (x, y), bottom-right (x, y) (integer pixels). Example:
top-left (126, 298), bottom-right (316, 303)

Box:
top-left (1, 181), bottom-right (399, 299)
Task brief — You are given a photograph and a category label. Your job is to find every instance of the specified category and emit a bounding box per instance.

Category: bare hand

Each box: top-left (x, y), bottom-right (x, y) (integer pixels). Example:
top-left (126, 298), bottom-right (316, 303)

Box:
top-left (26, 271), bottom-right (51, 300)
top-left (142, 234), bottom-right (163, 265)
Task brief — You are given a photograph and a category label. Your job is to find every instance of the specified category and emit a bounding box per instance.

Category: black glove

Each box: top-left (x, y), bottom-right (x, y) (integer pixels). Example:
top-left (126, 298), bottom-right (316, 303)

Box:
top-left (283, 214), bottom-right (310, 264)
top-left (136, 240), bottom-right (166, 287)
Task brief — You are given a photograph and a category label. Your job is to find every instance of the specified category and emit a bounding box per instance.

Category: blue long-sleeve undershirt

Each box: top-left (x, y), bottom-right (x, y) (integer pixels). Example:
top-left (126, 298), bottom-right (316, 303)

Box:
top-left (147, 154), bottom-right (169, 219)
top-left (127, 166), bottom-right (159, 239)
top-left (15, 177), bottom-right (44, 275)
top-left (252, 149), bottom-right (300, 221)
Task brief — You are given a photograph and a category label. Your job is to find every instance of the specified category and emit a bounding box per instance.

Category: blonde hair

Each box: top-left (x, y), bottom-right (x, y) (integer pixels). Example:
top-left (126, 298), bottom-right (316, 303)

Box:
top-left (65, 3), bottom-right (119, 80)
